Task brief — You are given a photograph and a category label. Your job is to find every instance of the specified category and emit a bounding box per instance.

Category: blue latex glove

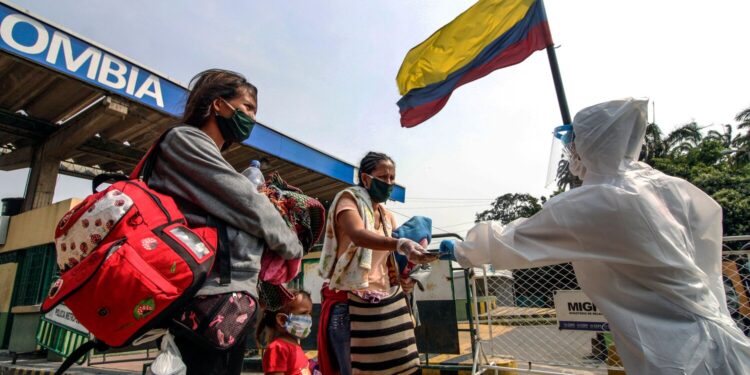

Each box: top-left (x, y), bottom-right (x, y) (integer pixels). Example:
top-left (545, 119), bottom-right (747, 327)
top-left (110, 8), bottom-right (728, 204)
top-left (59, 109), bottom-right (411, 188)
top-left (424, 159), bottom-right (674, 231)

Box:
top-left (439, 240), bottom-right (457, 261)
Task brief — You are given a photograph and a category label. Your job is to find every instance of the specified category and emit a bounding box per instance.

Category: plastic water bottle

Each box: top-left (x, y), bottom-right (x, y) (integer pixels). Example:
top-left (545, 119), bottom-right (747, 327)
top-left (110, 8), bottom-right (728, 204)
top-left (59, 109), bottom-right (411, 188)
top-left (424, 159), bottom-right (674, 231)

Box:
top-left (241, 160), bottom-right (264, 190)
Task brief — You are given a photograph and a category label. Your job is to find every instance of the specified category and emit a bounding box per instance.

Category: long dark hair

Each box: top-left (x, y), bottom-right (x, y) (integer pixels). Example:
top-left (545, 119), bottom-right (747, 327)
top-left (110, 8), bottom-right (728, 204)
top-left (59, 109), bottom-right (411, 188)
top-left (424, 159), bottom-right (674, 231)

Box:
top-left (255, 289), bottom-right (312, 347)
top-left (181, 69), bottom-right (258, 127)
top-left (358, 151), bottom-right (395, 187)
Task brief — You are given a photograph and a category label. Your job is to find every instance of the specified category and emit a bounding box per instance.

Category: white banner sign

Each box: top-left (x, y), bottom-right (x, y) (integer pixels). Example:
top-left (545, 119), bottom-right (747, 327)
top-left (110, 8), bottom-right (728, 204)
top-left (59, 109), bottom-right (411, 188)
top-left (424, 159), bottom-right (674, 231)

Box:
top-left (44, 304), bottom-right (89, 334)
top-left (554, 290), bottom-right (609, 331)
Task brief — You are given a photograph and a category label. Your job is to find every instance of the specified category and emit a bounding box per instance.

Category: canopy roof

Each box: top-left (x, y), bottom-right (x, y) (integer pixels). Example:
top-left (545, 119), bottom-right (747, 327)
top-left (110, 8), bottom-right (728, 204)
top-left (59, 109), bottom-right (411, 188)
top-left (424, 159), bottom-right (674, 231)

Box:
top-left (0, 0), bottom-right (405, 203)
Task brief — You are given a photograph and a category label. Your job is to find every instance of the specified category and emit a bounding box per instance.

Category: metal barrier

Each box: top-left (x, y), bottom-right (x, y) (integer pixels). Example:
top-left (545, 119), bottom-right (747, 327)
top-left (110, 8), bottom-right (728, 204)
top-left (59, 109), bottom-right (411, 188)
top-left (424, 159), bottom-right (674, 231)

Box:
top-left (418, 233), bottom-right (478, 371)
top-left (722, 236), bottom-right (750, 337)
top-left (36, 318), bottom-right (88, 364)
top-left (471, 236), bottom-right (750, 374)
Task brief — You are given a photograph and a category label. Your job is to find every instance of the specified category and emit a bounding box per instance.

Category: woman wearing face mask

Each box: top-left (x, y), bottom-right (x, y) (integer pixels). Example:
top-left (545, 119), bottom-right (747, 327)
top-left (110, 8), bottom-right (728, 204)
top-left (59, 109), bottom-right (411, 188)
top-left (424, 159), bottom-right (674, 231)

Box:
top-left (317, 152), bottom-right (436, 375)
top-left (148, 69), bottom-right (303, 375)
top-left (257, 290), bottom-right (315, 375)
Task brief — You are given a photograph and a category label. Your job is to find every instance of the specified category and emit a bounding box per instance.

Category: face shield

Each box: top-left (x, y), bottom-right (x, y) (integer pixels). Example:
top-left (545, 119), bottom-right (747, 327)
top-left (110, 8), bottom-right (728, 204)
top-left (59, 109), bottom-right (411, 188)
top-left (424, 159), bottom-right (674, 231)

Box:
top-left (545, 124), bottom-right (575, 188)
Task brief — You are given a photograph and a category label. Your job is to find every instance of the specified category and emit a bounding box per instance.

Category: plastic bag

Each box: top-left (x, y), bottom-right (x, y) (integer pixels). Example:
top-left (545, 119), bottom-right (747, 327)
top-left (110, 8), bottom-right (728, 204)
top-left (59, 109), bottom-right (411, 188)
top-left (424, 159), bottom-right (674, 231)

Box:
top-left (147, 332), bottom-right (186, 375)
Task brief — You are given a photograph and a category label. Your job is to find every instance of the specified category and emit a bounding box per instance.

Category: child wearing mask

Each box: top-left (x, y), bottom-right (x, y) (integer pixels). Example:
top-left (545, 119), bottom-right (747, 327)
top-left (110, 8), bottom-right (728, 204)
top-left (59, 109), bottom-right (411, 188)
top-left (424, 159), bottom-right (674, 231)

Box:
top-left (257, 290), bottom-right (314, 375)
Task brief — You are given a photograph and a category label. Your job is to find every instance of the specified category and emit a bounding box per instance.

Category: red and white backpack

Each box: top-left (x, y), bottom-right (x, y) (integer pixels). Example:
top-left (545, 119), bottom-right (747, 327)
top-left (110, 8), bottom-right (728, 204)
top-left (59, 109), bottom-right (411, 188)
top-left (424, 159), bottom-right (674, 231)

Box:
top-left (41, 130), bottom-right (222, 373)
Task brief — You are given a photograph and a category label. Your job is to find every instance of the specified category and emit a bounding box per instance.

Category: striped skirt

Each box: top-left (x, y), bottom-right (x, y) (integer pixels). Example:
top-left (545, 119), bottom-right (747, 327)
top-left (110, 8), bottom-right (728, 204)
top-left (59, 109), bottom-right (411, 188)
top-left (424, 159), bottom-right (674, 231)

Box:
top-left (348, 291), bottom-right (420, 375)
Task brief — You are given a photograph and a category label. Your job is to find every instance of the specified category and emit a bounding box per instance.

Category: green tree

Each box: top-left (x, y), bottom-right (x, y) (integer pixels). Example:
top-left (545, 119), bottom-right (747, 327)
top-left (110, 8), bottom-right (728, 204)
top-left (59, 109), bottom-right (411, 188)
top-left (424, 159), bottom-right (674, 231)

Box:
top-left (705, 124), bottom-right (734, 148)
top-left (649, 137), bottom-right (750, 236)
top-left (732, 107), bottom-right (750, 164)
top-left (664, 121), bottom-right (703, 157)
top-left (475, 193), bottom-right (544, 223)
top-left (640, 122), bottom-right (667, 164)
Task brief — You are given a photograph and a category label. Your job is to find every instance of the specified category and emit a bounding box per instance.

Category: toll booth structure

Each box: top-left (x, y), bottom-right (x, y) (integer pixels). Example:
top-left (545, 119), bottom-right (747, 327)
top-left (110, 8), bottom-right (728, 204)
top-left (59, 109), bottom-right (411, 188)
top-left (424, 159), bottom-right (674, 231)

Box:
top-left (0, 0), bottom-right (406, 357)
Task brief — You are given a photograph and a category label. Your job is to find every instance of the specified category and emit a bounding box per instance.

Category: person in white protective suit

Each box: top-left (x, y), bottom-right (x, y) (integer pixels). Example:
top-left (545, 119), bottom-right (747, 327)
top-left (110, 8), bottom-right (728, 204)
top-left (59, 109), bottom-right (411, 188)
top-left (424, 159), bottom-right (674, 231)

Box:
top-left (440, 98), bottom-right (750, 374)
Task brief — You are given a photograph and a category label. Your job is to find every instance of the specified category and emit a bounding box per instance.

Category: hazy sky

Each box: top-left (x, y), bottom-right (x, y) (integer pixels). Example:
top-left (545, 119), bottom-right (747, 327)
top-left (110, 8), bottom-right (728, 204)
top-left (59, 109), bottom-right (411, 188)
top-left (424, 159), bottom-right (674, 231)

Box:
top-left (2, 0), bottom-right (749, 236)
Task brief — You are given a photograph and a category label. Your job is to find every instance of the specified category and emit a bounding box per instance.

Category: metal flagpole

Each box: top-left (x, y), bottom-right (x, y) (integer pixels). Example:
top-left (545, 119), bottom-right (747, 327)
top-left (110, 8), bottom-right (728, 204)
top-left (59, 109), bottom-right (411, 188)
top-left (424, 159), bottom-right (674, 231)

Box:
top-left (539, 0), bottom-right (582, 189)
top-left (540, 0), bottom-right (571, 125)
top-left (546, 45), bottom-right (571, 125)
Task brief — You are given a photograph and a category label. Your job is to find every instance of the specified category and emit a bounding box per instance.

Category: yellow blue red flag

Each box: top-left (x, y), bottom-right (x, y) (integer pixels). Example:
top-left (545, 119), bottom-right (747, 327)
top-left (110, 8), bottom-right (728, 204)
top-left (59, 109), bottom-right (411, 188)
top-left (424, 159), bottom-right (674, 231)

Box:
top-left (396, 0), bottom-right (553, 127)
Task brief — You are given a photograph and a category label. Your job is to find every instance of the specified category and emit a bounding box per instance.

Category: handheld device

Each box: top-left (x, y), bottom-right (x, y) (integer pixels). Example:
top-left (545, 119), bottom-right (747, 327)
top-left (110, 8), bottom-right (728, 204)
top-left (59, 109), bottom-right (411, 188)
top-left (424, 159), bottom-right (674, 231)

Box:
top-left (426, 249), bottom-right (450, 258)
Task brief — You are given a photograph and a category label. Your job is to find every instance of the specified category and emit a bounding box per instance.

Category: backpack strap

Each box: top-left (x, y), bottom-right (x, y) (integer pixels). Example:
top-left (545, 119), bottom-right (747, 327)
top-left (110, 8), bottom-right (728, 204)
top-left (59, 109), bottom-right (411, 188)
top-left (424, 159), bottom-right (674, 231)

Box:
top-left (91, 173), bottom-right (129, 193)
top-left (207, 216), bottom-right (232, 285)
top-left (88, 128), bottom-right (178, 193)
top-left (130, 127), bottom-right (178, 182)
top-left (55, 340), bottom-right (108, 375)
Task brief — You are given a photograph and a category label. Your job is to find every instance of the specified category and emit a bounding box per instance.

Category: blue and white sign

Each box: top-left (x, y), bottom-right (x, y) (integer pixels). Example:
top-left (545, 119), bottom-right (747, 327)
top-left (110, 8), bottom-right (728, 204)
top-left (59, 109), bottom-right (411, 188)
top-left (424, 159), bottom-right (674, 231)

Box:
top-left (554, 290), bottom-right (610, 331)
top-left (0, 2), bottom-right (408, 201)
top-left (0, 2), bottom-right (187, 117)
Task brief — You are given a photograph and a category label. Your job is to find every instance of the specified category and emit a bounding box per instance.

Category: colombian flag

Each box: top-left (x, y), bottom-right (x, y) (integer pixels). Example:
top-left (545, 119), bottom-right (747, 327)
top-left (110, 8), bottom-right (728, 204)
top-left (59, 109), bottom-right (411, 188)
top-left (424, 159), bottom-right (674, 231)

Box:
top-left (396, 0), bottom-right (553, 127)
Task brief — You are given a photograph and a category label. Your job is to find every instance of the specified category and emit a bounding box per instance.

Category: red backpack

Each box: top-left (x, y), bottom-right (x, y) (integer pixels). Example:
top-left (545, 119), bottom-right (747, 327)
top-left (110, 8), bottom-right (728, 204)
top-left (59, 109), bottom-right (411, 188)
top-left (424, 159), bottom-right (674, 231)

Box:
top-left (41, 131), bottom-right (222, 373)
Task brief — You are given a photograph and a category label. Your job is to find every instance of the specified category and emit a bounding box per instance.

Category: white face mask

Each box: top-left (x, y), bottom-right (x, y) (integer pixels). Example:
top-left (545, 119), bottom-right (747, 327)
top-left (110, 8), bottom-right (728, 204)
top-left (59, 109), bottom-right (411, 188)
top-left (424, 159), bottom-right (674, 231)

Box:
top-left (282, 313), bottom-right (312, 339)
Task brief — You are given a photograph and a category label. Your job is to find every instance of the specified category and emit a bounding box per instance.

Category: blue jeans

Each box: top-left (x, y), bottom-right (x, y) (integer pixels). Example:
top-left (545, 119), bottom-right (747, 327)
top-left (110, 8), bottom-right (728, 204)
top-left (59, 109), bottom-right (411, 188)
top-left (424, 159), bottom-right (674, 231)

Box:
top-left (328, 302), bottom-right (352, 375)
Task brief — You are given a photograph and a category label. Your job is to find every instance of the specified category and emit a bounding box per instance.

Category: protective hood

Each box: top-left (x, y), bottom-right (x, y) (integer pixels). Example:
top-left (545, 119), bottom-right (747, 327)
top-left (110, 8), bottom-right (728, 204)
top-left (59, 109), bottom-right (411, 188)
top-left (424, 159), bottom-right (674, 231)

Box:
top-left (572, 98), bottom-right (648, 176)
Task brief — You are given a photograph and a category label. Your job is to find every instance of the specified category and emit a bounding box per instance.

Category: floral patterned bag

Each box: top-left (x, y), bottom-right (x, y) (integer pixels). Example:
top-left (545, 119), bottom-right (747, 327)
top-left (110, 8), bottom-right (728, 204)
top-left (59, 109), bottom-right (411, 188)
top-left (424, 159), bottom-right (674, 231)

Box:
top-left (257, 172), bottom-right (325, 311)
top-left (172, 292), bottom-right (257, 351)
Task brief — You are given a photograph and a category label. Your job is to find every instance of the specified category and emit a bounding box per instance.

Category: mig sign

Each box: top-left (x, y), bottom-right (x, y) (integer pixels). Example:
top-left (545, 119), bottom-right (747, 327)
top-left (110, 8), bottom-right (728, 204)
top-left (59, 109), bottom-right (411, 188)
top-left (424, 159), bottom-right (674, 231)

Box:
top-left (0, 2), bottom-right (186, 117)
top-left (553, 290), bottom-right (610, 331)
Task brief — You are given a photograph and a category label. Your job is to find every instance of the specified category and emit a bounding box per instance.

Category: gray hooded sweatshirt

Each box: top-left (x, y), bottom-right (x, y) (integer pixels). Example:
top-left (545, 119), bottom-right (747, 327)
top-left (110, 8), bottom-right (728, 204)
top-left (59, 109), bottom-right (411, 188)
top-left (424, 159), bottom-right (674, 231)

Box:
top-left (148, 126), bottom-right (303, 297)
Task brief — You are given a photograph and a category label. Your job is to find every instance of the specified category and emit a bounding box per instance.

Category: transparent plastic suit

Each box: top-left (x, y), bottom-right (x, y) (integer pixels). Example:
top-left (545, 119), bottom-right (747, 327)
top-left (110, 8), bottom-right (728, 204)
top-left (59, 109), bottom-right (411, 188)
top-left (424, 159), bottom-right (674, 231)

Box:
top-left (455, 99), bottom-right (750, 374)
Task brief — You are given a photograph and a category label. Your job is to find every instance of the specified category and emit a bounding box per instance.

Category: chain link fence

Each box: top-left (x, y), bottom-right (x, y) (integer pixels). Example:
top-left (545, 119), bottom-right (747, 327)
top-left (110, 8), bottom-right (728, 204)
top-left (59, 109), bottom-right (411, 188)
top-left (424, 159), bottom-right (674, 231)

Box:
top-left (470, 236), bottom-right (750, 374)
top-left (722, 236), bottom-right (750, 337)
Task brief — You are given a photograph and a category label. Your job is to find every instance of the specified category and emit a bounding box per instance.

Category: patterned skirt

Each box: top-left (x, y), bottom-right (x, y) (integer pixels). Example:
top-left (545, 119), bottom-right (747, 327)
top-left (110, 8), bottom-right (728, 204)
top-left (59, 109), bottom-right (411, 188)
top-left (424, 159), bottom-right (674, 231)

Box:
top-left (348, 290), bottom-right (420, 375)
